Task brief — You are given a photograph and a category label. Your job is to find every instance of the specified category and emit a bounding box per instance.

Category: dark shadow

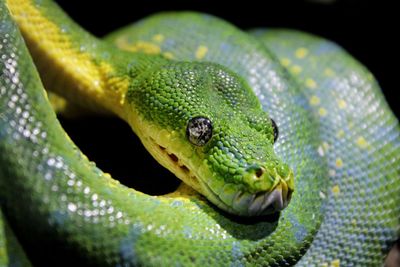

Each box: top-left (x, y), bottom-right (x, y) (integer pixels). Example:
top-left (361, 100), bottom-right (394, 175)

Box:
top-left (205, 202), bottom-right (281, 241)
top-left (58, 115), bottom-right (181, 196)
top-left (221, 209), bottom-right (280, 225)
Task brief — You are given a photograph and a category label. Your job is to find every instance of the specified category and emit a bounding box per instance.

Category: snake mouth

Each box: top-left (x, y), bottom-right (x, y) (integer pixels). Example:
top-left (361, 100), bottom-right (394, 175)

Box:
top-left (200, 177), bottom-right (292, 216)
top-left (147, 137), bottom-right (293, 216)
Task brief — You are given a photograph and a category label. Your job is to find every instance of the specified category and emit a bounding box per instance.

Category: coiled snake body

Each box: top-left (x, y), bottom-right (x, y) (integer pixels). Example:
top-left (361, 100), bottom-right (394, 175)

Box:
top-left (0, 0), bottom-right (399, 266)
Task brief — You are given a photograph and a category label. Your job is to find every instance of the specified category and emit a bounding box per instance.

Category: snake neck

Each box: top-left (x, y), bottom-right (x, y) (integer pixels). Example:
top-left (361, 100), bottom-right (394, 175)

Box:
top-left (6, 0), bottom-right (169, 120)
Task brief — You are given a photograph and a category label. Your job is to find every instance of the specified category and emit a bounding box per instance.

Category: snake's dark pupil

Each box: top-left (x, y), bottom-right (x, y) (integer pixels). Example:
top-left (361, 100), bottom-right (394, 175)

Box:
top-left (271, 118), bottom-right (278, 143)
top-left (187, 117), bottom-right (213, 146)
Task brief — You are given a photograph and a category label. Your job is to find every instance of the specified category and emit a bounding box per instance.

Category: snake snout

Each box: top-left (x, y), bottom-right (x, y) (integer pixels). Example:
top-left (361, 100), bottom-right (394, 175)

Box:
top-left (236, 164), bottom-right (294, 216)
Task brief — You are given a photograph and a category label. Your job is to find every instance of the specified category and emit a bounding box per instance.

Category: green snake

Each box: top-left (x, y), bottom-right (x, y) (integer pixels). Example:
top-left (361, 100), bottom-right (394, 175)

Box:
top-left (0, 0), bottom-right (399, 266)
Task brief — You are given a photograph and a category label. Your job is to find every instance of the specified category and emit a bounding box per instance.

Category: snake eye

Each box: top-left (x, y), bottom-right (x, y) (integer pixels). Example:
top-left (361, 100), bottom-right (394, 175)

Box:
top-left (271, 118), bottom-right (278, 143)
top-left (186, 116), bottom-right (213, 146)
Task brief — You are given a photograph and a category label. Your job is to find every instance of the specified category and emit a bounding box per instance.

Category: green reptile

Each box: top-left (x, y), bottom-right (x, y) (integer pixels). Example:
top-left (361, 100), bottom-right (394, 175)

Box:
top-left (0, 0), bottom-right (399, 266)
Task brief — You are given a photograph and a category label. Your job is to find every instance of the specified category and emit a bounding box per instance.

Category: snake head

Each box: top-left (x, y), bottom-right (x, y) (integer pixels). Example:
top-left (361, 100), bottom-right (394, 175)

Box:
top-left (127, 62), bottom-right (294, 216)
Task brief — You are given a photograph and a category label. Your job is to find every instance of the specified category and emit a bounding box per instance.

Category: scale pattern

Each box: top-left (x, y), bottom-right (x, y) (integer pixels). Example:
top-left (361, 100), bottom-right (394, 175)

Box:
top-left (0, 1), bottom-right (399, 266)
top-left (108, 15), bottom-right (400, 266)
top-left (255, 29), bottom-right (400, 266)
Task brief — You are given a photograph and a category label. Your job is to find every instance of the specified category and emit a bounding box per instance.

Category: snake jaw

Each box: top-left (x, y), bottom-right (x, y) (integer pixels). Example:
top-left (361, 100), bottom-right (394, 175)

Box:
top-left (142, 134), bottom-right (294, 216)
top-left (196, 167), bottom-right (294, 216)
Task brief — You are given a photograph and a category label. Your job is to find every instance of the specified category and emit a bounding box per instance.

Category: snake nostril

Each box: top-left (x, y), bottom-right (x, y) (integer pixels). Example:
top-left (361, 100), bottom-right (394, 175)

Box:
top-left (255, 168), bottom-right (264, 178)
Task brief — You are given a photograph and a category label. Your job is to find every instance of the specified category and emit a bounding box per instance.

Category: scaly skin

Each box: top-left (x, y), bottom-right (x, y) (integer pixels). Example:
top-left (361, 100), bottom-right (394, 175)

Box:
top-left (0, 1), bottom-right (399, 267)
top-left (5, 0), bottom-right (294, 217)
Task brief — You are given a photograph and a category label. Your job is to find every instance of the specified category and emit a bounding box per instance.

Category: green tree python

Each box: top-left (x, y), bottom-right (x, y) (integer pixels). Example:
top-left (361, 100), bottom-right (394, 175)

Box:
top-left (0, 0), bottom-right (399, 266)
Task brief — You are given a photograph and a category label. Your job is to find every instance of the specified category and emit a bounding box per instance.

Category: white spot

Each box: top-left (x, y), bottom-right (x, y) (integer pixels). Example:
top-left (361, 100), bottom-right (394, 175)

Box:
top-left (107, 206), bottom-right (114, 214)
top-left (317, 145), bottom-right (324, 157)
top-left (84, 210), bottom-right (92, 217)
top-left (47, 158), bottom-right (55, 166)
top-left (23, 129), bottom-right (31, 137)
top-left (83, 187), bottom-right (90, 194)
top-left (55, 160), bottom-right (63, 169)
top-left (68, 203), bottom-right (77, 212)
top-left (44, 172), bottom-right (52, 180)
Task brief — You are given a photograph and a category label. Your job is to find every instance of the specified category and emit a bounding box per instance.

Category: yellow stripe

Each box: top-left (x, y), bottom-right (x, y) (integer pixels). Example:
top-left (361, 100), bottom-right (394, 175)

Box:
top-left (6, 0), bottom-right (129, 117)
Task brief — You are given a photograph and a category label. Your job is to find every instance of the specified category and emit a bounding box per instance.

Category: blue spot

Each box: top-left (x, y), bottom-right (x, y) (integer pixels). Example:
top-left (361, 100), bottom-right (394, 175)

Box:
top-left (119, 223), bottom-right (144, 265)
top-left (314, 42), bottom-right (339, 56)
top-left (171, 200), bottom-right (183, 207)
top-left (183, 226), bottom-right (192, 238)
top-left (59, 24), bottom-right (71, 34)
top-left (164, 38), bottom-right (176, 48)
top-left (220, 42), bottom-right (232, 53)
top-left (230, 241), bottom-right (244, 263)
top-left (0, 20), bottom-right (14, 34)
top-left (49, 211), bottom-right (68, 227)
top-left (287, 214), bottom-right (308, 242)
